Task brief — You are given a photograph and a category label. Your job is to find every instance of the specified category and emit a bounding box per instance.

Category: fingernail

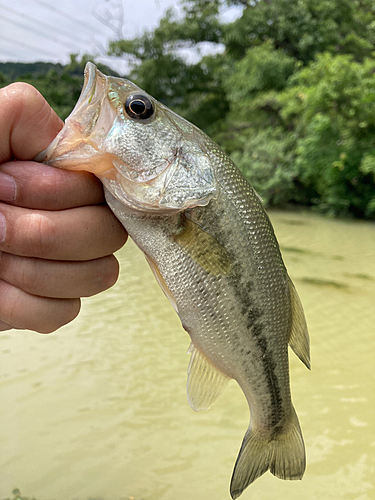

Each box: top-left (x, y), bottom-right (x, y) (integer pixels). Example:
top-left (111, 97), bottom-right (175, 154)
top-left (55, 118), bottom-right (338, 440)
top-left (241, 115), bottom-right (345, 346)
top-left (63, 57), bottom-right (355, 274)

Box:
top-left (0, 172), bottom-right (17, 202)
top-left (0, 213), bottom-right (6, 243)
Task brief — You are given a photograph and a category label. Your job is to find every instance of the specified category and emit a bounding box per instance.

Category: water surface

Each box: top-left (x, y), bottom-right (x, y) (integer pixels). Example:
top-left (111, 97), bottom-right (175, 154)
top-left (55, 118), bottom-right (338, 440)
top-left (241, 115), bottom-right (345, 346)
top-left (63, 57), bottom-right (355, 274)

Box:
top-left (0, 210), bottom-right (374, 500)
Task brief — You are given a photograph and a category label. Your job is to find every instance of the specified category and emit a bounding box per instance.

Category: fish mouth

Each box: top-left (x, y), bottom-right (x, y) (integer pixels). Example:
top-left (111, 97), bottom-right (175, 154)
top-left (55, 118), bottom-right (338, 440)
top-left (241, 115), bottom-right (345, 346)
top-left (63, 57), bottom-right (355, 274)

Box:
top-left (34, 62), bottom-right (116, 175)
top-left (34, 62), bottom-right (101, 165)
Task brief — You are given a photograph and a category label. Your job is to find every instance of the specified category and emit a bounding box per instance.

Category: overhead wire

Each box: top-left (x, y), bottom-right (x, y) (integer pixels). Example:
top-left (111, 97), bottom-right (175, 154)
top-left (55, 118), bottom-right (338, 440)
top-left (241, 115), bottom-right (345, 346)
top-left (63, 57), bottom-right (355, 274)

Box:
top-left (0, 35), bottom-right (58, 58)
top-left (0, 12), bottom-right (81, 50)
top-left (0, 47), bottom-right (17, 59)
top-left (0, 3), bottom-right (90, 46)
top-left (0, 0), bottom-right (123, 63)
top-left (29, 0), bottom-right (108, 37)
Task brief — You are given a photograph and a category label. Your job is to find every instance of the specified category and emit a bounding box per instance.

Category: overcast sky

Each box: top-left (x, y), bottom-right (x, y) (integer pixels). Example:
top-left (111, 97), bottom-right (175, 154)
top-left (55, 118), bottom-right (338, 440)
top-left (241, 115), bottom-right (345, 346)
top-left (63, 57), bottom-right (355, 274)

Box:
top-left (0, 0), bottom-right (242, 74)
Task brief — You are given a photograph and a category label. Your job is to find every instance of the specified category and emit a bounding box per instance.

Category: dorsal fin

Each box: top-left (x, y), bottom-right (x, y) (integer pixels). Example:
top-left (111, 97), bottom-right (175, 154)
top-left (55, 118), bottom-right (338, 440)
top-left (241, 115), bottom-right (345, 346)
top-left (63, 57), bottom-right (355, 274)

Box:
top-left (187, 343), bottom-right (231, 411)
top-left (288, 277), bottom-right (311, 369)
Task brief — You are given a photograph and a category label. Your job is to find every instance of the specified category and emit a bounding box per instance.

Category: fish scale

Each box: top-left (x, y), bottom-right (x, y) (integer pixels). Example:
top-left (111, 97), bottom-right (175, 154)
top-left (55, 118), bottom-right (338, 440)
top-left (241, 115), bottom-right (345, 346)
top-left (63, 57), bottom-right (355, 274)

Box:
top-left (35, 62), bottom-right (310, 499)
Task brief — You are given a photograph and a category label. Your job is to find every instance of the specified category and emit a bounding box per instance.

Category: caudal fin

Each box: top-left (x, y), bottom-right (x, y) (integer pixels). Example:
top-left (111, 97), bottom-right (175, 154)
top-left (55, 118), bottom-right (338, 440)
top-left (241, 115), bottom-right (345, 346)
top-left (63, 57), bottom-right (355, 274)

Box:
top-left (230, 408), bottom-right (305, 499)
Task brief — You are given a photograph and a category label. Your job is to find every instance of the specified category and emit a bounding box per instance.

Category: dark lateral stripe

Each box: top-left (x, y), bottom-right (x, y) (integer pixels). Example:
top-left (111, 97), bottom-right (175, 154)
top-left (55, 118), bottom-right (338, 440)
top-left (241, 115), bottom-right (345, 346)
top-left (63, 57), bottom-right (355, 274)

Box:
top-left (236, 279), bottom-right (284, 429)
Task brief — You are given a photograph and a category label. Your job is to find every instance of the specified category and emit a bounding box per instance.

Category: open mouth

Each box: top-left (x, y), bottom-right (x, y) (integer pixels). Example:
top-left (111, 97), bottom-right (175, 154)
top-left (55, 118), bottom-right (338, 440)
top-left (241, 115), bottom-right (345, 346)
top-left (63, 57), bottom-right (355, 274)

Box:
top-left (33, 62), bottom-right (106, 166)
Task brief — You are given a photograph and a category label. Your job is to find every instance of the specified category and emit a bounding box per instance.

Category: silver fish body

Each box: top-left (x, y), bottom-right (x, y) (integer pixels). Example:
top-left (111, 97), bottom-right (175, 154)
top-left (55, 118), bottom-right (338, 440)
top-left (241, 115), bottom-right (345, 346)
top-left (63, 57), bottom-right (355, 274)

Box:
top-left (36, 62), bottom-right (310, 498)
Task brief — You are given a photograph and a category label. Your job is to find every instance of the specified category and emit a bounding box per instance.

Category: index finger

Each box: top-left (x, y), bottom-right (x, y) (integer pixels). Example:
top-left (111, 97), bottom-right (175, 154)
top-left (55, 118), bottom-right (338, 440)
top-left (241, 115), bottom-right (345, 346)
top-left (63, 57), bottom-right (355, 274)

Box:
top-left (0, 83), bottom-right (63, 163)
top-left (0, 160), bottom-right (106, 209)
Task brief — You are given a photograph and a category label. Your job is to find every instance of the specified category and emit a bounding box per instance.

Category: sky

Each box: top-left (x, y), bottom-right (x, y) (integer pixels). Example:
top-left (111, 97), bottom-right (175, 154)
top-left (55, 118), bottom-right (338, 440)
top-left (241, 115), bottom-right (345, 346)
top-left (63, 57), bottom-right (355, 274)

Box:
top-left (0, 0), bottom-right (242, 74)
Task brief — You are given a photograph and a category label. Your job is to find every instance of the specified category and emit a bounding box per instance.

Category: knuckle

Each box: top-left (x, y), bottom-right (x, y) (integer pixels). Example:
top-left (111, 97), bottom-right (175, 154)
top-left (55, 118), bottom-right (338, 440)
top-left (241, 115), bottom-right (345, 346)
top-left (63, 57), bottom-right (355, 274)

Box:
top-left (0, 280), bottom-right (24, 328)
top-left (18, 258), bottom-right (40, 293)
top-left (23, 213), bottom-right (58, 258)
top-left (0, 254), bottom-right (43, 297)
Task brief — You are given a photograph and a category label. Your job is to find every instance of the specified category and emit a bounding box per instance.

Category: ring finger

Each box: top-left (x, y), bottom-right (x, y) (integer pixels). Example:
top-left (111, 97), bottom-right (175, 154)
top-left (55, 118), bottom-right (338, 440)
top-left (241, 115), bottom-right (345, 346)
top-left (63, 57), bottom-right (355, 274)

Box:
top-left (0, 252), bottom-right (120, 298)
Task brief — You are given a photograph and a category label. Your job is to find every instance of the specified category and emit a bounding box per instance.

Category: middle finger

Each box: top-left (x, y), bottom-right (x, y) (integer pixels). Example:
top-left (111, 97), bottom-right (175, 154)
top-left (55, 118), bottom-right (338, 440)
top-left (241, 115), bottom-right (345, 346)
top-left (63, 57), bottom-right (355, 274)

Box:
top-left (0, 202), bottom-right (127, 261)
top-left (0, 161), bottom-right (105, 210)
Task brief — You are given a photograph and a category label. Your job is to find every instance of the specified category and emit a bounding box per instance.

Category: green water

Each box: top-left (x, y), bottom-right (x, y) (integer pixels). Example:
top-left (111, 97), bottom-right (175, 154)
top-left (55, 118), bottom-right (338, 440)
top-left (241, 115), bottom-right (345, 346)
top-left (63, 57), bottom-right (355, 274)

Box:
top-left (0, 210), bottom-right (374, 500)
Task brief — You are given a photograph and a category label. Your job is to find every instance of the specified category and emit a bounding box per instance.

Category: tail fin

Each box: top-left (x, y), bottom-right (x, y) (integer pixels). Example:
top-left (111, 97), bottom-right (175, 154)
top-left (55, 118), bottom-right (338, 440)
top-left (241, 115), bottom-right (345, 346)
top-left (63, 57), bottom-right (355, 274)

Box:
top-left (230, 408), bottom-right (305, 499)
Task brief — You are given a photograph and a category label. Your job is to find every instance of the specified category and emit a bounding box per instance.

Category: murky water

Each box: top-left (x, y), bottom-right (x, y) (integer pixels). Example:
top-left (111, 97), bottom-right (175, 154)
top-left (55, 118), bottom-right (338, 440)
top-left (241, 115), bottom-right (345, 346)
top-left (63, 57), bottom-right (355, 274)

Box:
top-left (0, 210), bottom-right (374, 500)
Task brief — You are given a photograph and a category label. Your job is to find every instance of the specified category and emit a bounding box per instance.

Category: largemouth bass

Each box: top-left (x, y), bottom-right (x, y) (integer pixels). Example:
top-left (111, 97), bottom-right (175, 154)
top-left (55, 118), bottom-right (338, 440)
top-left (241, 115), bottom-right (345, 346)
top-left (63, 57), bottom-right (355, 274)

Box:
top-left (35, 62), bottom-right (310, 498)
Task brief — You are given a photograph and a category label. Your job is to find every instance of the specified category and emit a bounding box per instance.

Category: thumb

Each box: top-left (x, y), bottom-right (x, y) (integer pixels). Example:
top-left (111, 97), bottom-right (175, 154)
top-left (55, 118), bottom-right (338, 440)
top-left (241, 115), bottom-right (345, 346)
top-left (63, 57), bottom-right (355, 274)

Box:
top-left (0, 83), bottom-right (63, 163)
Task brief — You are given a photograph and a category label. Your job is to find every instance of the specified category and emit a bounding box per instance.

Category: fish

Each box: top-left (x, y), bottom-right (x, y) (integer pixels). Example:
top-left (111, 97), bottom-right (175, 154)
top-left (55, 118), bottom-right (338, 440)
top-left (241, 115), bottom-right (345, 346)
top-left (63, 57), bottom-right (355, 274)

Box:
top-left (35, 62), bottom-right (310, 498)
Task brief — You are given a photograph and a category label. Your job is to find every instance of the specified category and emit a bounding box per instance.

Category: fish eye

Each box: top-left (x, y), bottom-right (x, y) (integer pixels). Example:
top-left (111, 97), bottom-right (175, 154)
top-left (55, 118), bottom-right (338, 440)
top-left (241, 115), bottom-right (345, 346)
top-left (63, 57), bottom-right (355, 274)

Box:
top-left (125, 94), bottom-right (154, 120)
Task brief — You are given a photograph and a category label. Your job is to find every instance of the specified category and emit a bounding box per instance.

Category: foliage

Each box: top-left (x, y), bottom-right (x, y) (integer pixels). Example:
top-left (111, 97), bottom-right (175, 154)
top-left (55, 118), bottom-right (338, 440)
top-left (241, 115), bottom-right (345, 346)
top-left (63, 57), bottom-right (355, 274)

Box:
top-left (278, 53), bottom-right (375, 217)
top-left (108, 1), bottom-right (227, 132)
top-left (0, 72), bottom-right (11, 87)
top-left (0, 61), bottom-right (64, 80)
top-left (108, 0), bottom-right (375, 218)
top-left (230, 127), bottom-right (300, 206)
top-left (223, 41), bottom-right (298, 100)
top-left (223, 0), bottom-right (375, 63)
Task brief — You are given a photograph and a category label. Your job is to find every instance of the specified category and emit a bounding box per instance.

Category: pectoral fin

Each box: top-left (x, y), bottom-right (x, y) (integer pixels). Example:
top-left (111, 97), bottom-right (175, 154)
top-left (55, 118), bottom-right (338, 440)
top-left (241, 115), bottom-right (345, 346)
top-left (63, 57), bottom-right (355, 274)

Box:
top-left (173, 215), bottom-right (232, 277)
top-left (288, 278), bottom-right (311, 369)
top-left (187, 343), bottom-right (230, 411)
top-left (144, 253), bottom-right (178, 313)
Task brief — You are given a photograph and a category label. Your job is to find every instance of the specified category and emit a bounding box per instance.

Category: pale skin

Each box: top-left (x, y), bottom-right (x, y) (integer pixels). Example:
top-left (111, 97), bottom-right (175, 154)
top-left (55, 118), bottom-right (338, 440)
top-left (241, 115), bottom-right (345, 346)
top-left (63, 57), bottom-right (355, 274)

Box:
top-left (0, 83), bottom-right (128, 333)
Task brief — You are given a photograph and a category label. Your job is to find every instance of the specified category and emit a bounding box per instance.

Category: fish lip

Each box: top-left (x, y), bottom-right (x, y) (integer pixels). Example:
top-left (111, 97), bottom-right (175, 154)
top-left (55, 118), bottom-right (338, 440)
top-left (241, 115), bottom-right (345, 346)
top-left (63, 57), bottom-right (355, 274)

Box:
top-left (68, 62), bottom-right (100, 116)
top-left (81, 62), bottom-right (97, 102)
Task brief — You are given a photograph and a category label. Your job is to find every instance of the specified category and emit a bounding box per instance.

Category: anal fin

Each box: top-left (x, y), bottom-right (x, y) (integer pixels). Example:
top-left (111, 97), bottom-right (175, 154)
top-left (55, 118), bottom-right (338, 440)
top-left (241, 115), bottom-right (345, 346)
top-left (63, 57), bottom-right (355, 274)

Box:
top-left (187, 343), bottom-right (230, 411)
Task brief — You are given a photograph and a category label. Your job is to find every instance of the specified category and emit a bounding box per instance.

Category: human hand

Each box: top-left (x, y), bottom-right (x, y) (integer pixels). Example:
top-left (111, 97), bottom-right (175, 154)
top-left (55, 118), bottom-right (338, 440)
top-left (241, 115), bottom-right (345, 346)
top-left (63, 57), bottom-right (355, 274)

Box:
top-left (0, 83), bottom-right (127, 333)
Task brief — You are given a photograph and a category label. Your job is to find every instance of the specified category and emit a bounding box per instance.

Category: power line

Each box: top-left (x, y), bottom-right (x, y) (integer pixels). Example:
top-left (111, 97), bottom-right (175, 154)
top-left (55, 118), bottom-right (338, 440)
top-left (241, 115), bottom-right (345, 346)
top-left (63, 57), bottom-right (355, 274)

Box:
top-left (0, 47), bottom-right (17, 59)
top-left (0, 35), bottom-right (57, 58)
top-left (1, 12), bottom-right (80, 50)
top-left (0, 3), bottom-right (90, 46)
top-left (29, 0), bottom-right (108, 37)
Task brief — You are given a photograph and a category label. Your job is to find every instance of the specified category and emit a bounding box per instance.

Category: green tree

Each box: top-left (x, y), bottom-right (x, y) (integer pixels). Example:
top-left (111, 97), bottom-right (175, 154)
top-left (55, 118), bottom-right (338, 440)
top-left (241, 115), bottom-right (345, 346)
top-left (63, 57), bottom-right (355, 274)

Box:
top-left (106, 0), bottom-right (375, 217)
top-left (223, 40), bottom-right (297, 101)
top-left (278, 53), bottom-right (375, 217)
top-left (0, 72), bottom-right (10, 87)
top-left (108, 0), bottom-right (228, 132)
top-left (230, 127), bottom-right (299, 206)
top-left (224, 0), bottom-right (375, 63)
